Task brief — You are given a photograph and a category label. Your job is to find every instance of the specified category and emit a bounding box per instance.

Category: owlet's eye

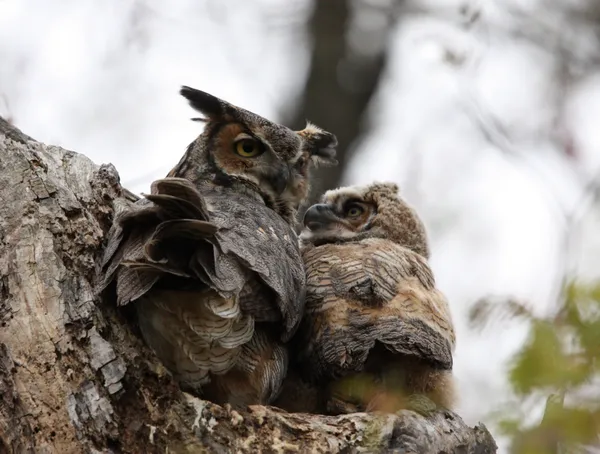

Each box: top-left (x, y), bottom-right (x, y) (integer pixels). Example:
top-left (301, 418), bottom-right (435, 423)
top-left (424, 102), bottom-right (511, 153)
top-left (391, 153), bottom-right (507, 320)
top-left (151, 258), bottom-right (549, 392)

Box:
top-left (346, 205), bottom-right (364, 217)
top-left (235, 139), bottom-right (263, 158)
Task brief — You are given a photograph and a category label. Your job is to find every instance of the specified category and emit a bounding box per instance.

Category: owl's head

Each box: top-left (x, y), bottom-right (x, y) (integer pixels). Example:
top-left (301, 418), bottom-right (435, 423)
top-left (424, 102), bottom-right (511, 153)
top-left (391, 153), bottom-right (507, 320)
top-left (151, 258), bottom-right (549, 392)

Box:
top-left (169, 86), bottom-right (337, 222)
top-left (300, 182), bottom-right (429, 258)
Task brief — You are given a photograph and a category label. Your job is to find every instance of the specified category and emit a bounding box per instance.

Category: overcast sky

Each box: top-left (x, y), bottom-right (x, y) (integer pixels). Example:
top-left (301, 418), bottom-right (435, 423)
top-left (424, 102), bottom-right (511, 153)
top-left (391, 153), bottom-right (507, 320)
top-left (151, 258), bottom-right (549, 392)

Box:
top-left (2, 0), bottom-right (599, 451)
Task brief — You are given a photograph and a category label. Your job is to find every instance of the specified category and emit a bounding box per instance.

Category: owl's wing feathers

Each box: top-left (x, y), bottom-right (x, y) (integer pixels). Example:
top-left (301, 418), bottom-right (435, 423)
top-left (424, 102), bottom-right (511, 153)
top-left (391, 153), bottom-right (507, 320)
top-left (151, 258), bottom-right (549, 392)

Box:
top-left (144, 219), bottom-right (218, 264)
top-left (149, 177), bottom-right (210, 213)
top-left (104, 207), bottom-right (163, 306)
top-left (205, 191), bottom-right (306, 338)
top-left (100, 199), bottom-right (157, 282)
top-left (100, 178), bottom-right (217, 306)
top-left (100, 178), bottom-right (305, 338)
top-left (142, 194), bottom-right (207, 220)
top-left (302, 238), bottom-right (455, 381)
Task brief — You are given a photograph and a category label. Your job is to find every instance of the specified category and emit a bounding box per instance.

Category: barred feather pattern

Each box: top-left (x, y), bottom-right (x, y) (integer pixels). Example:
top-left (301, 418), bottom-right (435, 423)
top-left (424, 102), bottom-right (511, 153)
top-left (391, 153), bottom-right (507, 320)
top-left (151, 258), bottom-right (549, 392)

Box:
top-left (100, 178), bottom-right (305, 406)
top-left (293, 237), bottom-right (456, 413)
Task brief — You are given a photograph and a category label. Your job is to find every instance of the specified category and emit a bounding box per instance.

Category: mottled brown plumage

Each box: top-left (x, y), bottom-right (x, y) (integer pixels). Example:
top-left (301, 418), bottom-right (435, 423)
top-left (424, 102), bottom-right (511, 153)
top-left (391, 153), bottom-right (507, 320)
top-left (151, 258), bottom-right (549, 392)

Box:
top-left (276, 182), bottom-right (456, 415)
top-left (100, 86), bottom-right (337, 408)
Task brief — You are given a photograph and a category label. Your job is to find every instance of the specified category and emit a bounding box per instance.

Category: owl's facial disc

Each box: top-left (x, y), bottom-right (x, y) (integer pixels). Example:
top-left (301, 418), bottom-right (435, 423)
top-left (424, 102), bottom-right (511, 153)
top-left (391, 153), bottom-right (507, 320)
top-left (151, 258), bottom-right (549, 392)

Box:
top-left (233, 135), bottom-right (291, 195)
top-left (266, 163), bottom-right (291, 195)
top-left (301, 199), bottom-right (375, 245)
top-left (211, 127), bottom-right (292, 197)
top-left (240, 155), bottom-right (291, 197)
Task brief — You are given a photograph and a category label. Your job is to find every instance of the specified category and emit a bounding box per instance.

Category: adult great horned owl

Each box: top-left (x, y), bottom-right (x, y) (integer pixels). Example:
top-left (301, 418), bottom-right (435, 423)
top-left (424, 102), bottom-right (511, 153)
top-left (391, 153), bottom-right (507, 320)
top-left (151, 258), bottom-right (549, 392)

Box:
top-left (100, 86), bottom-right (337, 408)
top-left (278, 182), bottom-right (455, 414)
top-left (168, 87), bottom-right (337, 223)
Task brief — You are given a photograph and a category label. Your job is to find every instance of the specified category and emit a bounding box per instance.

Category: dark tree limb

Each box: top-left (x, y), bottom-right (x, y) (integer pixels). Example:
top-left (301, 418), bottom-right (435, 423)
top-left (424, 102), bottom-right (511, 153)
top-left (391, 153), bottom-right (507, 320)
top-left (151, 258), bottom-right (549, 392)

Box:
top-left (288, 0), bottom-right (400, 206)
top-left (0, 118), bottom-right (497, 453)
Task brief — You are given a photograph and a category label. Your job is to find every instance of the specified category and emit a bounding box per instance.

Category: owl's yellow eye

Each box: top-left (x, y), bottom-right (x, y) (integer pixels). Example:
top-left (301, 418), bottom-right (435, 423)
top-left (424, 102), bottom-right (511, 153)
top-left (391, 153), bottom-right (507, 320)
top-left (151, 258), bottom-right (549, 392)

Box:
top-left (346, 206), bottom-right (364, 217)
top-left (235, 139), bottom-right (263, 158)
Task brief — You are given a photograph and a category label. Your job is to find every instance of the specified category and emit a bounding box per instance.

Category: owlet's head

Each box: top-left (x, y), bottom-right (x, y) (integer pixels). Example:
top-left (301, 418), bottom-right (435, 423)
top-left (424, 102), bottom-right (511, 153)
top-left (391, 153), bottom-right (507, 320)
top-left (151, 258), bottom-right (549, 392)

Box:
top-left (300, 182), bottom-right (430, 258)
top-left (168, 86), bottom-right (337, 222)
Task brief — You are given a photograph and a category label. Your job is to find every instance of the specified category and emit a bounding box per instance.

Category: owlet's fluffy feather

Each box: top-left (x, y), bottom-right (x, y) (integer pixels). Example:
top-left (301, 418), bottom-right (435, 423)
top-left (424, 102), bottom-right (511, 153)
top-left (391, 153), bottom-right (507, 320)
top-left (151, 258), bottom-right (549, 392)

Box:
top-left (275, 182), bottom-right (456, 415)
top-left (100, 86), bottom-right (337, 408)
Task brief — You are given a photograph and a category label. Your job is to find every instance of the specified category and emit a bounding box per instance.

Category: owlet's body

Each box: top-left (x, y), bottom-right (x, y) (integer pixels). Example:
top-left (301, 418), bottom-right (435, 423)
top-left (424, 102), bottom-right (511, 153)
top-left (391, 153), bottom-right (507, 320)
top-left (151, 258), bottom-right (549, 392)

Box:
top-left (100, 86), bottom-right (337, 408)
top-left (276, 182), bottom-right (456, 414)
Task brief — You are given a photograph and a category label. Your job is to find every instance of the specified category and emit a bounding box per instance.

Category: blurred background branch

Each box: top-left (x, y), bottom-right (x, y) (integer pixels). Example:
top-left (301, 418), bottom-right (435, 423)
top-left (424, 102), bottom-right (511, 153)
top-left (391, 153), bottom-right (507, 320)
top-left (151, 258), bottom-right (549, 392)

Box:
top-left (287, 0), bottom-right (402, 206)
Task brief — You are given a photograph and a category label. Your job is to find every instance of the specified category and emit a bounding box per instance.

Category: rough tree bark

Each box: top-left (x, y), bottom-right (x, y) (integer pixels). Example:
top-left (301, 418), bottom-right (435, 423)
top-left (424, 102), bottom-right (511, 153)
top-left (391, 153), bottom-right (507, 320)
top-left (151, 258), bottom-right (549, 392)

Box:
top-left (0, 117), bottom-right (497, 453)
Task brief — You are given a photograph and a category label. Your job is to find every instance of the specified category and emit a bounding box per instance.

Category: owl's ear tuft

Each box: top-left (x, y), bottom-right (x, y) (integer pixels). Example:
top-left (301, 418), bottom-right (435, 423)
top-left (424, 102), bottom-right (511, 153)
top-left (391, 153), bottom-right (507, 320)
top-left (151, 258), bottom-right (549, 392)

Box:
top-left (297, 122), bottom-right (338, 167)
top-left (180, 86), bottom-right (226, 119)
top-left (382, 182), bottom-right (399, 195)
top-left (369, 182), bottom-right (399, 197)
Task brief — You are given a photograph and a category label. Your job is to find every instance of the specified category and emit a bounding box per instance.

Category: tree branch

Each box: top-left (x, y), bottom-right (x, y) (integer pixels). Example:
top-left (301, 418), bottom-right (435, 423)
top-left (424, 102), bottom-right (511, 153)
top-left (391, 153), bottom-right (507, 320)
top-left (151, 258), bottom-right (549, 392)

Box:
top-left (288, 0), bottom-right (398, 206)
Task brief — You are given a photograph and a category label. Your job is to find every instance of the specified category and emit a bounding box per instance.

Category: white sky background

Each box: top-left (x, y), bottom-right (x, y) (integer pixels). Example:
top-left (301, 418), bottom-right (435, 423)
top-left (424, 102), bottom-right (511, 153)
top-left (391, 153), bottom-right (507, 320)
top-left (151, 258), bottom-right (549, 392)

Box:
top-left (2, 0), bottom-right (600, 451)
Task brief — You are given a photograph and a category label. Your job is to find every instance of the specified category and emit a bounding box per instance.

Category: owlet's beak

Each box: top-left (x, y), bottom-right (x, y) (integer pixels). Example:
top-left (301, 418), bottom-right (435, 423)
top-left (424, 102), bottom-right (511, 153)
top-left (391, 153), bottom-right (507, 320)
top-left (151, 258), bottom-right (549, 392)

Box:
top-left (303, 203), bottom-right (338, 231)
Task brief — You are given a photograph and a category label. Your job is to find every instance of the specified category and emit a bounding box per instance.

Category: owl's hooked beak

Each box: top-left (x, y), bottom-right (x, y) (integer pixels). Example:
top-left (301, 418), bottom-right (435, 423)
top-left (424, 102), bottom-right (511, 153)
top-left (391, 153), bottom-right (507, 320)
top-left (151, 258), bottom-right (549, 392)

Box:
top-left (303, 203), bottom-right (338, 231)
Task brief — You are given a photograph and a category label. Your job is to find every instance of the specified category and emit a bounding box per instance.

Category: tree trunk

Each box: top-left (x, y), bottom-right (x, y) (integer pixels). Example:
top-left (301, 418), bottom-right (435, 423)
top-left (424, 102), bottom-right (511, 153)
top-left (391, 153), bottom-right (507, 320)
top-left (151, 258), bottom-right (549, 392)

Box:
top-left (0, 117), bottom-right (497, 453)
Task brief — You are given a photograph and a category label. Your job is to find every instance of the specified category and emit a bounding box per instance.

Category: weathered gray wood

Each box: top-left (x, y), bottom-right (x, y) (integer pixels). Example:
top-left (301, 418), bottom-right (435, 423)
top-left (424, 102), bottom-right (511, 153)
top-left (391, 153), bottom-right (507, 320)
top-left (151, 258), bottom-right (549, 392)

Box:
top-left (0, 117), bottom-right (497, 453)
